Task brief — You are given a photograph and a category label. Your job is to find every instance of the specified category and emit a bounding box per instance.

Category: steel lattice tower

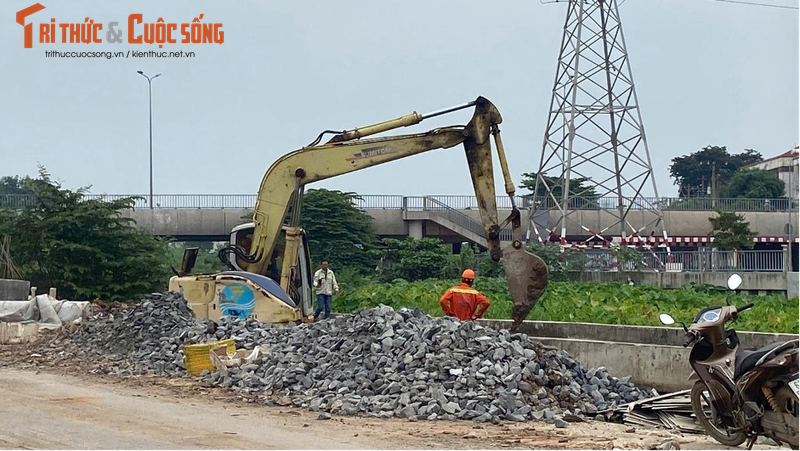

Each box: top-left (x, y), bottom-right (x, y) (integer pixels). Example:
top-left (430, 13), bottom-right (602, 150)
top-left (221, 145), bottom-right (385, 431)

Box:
top-left (527, 0), bottom-right (668, 247)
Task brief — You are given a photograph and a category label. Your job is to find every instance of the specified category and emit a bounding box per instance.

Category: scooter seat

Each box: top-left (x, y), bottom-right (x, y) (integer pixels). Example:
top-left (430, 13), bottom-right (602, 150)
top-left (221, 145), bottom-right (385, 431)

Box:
top-left (735, 341), bottom-right (797, 380)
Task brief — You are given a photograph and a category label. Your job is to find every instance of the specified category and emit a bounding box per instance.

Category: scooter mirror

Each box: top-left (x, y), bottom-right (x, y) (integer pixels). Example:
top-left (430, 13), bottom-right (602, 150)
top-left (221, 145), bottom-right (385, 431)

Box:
top-left (727, 274), bottom-right (743, 291)
top-left (659, 313), bottom-right (675, 325)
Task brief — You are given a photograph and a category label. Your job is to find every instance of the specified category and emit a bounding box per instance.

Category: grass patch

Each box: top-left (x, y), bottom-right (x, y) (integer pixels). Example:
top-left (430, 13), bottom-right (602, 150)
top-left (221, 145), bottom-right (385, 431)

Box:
top-left (334, 278), bottom-right (798, 334)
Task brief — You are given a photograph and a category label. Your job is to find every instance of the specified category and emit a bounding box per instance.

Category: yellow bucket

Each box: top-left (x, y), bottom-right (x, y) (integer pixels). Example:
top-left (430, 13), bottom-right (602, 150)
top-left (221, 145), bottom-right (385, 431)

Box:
top-left (183, 338), bottom-right (235, 376)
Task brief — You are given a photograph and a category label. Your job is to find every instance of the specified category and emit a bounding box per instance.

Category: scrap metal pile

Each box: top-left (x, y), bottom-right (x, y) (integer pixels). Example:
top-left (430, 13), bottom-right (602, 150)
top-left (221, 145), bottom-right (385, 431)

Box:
top-left (34, 292), bottom-right (658, 425)
top-left (601, 390), bottom-right (701, 433)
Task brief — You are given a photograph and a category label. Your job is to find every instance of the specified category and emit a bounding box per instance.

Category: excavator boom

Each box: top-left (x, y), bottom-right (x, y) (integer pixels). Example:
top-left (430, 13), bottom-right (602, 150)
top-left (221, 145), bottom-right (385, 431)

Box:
top-left (227, 97), bottom-right (548, 328)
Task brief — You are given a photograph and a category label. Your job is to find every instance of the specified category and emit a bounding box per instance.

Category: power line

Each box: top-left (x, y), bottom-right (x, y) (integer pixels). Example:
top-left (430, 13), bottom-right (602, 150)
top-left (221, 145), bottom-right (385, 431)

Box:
top-left (542, 0), bottom-right (797, 8)
top-left (704, 0), bottom-right (798, 9)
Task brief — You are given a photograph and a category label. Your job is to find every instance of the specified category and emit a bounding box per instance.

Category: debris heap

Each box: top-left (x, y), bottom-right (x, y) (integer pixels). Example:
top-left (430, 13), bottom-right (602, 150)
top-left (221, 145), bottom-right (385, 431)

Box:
top-left (60, 292), bottom-right (209, 377)
top-left (43, 292), bottom-right (657, 424)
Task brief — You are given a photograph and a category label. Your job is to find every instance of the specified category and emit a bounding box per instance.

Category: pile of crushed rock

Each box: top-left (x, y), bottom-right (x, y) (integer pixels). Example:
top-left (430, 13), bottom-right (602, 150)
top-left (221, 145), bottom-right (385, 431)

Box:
top-left (37, 292), bottom-right (656, 425)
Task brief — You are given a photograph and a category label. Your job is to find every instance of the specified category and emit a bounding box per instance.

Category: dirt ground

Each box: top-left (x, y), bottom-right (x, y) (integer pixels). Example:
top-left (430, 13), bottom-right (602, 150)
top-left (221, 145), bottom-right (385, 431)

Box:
top-left (0, 366), bottom-right (784, 450)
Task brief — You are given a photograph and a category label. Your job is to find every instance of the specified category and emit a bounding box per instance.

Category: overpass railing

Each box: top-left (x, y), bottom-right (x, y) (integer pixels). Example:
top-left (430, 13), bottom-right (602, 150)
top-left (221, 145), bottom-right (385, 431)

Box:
top-left (1, 194), bottom-right (797, 212)
top-left (582, 249), bottom-right (785, 272)
top-left (403, 196), bottom-right (515, 241)
top-left (0, 194), bottom-right (260, 209)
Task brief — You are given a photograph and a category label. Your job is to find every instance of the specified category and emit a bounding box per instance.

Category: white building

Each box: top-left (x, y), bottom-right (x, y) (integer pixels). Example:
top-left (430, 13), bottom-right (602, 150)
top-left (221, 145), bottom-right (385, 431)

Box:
top-left (744, 146), bottom-right (799, 199)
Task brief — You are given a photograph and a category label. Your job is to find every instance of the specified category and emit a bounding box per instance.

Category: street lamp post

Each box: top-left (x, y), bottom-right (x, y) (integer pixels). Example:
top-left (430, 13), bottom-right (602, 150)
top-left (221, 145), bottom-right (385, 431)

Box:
top-left (137, 71), bottom-right (161, 209)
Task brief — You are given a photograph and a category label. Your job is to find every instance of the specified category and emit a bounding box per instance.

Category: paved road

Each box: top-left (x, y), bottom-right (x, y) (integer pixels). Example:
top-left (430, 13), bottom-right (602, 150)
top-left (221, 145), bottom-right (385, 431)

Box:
top-left (0, 369), bottom-right (380, 449)
top-left (0, 368), bottom-right (782, 450)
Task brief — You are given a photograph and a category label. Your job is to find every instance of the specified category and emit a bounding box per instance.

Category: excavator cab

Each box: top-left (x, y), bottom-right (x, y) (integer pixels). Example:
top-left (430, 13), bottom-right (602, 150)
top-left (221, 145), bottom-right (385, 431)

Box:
top-left (169, 224), bottom-right (314, 322)
top-left (227, 223), bottom-right (314, 317)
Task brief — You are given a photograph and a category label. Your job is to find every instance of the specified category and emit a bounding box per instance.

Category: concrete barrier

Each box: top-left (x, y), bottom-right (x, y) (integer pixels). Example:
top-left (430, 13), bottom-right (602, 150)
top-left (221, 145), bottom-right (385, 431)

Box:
top-left (0, 322), bottom-right (39, 344)
top-left (0, 279), bottom-right (29, 301)
top-left (478, 319), bottom-right (797, 392)
top-left (568, 271), bottom-right (792, 296)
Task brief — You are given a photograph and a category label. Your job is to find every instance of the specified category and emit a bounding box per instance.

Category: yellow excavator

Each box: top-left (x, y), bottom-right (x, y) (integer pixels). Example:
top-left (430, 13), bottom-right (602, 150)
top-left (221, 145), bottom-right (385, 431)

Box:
top-left (169, 97), bottom-right (548, 330)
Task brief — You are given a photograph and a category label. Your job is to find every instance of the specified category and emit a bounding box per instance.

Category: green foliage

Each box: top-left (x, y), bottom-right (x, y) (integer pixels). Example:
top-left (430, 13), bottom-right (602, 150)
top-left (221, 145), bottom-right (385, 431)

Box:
top-left (438, 243), bottom-right (504, 279)
top-left (478, 254), bottom-right (505, 278)
top-left (0, 169), bottom-right (170, 301)
top-left (335, 278), bottom-right (798, 334)
top-left (300, 189), bottom-right (377, 273)
top-left (376, 237), bottom-right (451, 282)
top-left (0, 176), bottom-right (33, 195)
top-left (609, 244), bottom-right (643, 271)
top-left (335, 266), bottom-right (377, 292)
top-left (710, 211), bottom-right (756, 250)
top-left (669, 146), bottom-right (762, 197)
top-left (164, 242), bottom-right (228, 274)
top-left (444, 243), bottom-right (476, 279)
top-left (519, 172), bottom-right (598, 203)
top-left (722, 169), bottom-right (785, 199)
top-left (525, 242), bottom-right (585, 281)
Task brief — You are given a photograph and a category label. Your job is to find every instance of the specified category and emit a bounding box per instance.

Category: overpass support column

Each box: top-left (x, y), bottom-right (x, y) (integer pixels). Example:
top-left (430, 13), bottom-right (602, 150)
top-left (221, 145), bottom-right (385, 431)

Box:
top-left (783, 244), bottom-right (790, 273)
top-left (408, 221), bottom-right (423, 240)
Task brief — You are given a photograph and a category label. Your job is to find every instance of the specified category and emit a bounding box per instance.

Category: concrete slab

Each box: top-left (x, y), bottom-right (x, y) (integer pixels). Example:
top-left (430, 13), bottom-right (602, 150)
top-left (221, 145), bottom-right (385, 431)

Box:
top-left (0, 279), bottom-right (29, 301)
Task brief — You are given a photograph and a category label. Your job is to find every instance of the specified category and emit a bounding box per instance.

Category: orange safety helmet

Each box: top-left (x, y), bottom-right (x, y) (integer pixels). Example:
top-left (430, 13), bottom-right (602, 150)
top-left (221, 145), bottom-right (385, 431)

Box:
top-left (461, 269), bottom-right (476, 280)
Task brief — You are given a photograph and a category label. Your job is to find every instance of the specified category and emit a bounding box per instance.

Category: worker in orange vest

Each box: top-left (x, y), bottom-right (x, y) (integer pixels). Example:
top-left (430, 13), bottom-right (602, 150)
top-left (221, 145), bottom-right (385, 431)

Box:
top-left (440, 269), bottom-right (490, 321)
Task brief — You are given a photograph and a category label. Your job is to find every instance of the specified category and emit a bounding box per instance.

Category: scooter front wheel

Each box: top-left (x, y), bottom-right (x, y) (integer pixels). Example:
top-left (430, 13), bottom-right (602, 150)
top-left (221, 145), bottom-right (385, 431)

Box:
top-left (691, 381), bottom-right (747, 447)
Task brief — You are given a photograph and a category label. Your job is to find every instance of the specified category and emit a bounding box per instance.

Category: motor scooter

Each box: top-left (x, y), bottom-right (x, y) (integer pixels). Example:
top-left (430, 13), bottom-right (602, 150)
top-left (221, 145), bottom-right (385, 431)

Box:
top-left (659, 274), bottom-right (798, 449)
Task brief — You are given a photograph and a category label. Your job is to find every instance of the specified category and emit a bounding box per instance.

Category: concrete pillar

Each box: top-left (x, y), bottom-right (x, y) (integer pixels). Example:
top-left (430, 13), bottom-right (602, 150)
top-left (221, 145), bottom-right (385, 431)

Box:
top-left (788, 272), bottom-right (799, 298)
top-left (783, 244), bottom-right (791, 274)
top-left (408, 221), bottom-right (423, 240)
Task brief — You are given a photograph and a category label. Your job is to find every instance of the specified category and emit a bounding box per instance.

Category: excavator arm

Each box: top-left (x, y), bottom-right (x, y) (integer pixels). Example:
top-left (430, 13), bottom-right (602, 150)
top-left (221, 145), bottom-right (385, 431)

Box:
top-left (234, 97), bottom-right (547, 328)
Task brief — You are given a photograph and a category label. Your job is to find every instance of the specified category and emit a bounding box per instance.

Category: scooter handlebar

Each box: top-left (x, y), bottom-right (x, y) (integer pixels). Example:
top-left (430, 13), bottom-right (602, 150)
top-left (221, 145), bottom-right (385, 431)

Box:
top-left (683, 331), bottom-right (699, 347)
top-left (737, 303), bottom-right (754, 313)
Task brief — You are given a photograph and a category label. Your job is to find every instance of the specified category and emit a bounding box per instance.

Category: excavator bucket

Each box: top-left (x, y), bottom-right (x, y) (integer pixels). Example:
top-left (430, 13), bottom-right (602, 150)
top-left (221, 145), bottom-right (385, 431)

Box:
top-left (459, 96), bottom-right (549, 331)
top-left (503, 245), bottom-right (549, 331)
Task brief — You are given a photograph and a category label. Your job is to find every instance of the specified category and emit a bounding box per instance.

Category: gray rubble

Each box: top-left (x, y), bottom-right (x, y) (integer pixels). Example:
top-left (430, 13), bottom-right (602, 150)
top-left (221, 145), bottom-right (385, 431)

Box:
top-left (37, 292), bottom-right (656, 424)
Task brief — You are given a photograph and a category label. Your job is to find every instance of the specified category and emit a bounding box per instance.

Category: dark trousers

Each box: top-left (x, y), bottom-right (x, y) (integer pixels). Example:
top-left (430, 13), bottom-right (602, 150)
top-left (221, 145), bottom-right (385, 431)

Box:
top-left (314, 294), bottom-right (332, 319)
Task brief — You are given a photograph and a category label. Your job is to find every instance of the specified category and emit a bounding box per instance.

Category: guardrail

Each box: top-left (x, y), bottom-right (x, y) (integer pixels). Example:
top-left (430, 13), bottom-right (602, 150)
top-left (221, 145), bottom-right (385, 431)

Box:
top-left (352, 195), bottom-right (404, 210)
top-left (2, 194), bottom-right (797, 212)
top-left (582, 249), bottom-right (785, 272)
top-left (396, 195), bottom-right (528, 210)
top-left (0, 194), bottom-right (260, 209)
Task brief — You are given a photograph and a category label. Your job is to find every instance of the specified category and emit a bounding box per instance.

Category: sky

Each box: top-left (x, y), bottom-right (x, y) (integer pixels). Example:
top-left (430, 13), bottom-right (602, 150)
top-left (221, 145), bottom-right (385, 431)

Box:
top-left (1, 0), bottom-right (797, 199)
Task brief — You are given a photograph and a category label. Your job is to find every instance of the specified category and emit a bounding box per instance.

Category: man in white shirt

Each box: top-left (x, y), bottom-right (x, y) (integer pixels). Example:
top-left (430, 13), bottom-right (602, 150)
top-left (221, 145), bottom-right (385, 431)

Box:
top-left (313, 260), bottom-right (339, 320)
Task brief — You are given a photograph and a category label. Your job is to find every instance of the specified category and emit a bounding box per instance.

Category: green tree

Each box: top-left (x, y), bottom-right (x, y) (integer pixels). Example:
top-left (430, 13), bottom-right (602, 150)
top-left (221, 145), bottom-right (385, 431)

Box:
top-left (448, 243), bottom-right (505, 279)
top-left (376, 237), bottom-right (451, 282)
top-left (722, 169), bottom-right (785, 199)
top-left (709, 211), bottom-right (756, 250)
top-left (165, 242), bottom-right (228, 274)
top-left (0, 169), bottom-right (171, 301)
top-left (300, 189), bottom-right (377, 273)
top-left (0, 176), bottom-right (33, 195)
top-left (525, 243), bottom-right (585, 281)
top-left (519, 173), bottom-right (598, 205)
top-left (609, 244), bottom-right (643, 271)
top-left (669, 146), bottom-right (762, 197)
